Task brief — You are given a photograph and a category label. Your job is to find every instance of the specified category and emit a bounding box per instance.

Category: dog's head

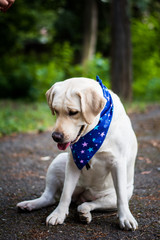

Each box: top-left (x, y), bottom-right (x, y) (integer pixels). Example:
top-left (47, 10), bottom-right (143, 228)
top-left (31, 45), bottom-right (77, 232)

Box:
top-left (46, 78), bottom-right (106, 150)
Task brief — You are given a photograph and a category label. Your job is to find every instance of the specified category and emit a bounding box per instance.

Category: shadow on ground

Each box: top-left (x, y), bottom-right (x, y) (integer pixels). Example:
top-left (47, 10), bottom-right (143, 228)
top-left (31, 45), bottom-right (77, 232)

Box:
top-left (0, 105), bottom-right (160, 240)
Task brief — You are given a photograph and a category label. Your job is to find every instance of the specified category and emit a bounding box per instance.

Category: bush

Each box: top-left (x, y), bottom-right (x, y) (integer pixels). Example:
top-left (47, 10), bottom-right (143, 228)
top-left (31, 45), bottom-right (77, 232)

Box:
top-left (0, 48), bottom-right (111, 101)
top-left (69, 54), bottom-right (110, 88)
top-left (132, 15), bottom-right (160, 101)
top-left (0, 42), bottom-right (74, 101)
top-left (0, 56), bottom-right (33, 99)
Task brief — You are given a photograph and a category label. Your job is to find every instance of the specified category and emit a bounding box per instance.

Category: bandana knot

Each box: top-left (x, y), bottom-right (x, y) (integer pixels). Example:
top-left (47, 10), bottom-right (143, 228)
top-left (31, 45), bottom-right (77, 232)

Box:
top-left (70, 76), bottom-right (114, 170)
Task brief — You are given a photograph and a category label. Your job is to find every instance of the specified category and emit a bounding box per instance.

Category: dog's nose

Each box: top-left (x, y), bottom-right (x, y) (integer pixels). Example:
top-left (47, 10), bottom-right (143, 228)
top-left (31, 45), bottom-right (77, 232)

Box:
top-left (52, 132), bottom-right (64, 143)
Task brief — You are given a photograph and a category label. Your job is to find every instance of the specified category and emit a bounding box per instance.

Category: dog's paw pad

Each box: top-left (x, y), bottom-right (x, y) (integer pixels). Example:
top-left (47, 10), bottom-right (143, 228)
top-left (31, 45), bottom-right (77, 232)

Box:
top-left (77, 204), bottom-right (92, 224)
top-left (78, 211), bottom-right (92, 224)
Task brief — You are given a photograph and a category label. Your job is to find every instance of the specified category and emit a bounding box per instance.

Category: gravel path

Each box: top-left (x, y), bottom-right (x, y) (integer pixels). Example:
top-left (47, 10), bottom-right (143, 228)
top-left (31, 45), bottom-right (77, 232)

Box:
top-left (0, 105), bottom-right (160, 240)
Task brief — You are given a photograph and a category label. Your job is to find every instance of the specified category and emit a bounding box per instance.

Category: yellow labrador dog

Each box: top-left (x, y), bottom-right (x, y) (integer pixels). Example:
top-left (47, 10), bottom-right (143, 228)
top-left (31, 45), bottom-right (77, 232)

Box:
top-left (17, 77), bottom-right (138, 230)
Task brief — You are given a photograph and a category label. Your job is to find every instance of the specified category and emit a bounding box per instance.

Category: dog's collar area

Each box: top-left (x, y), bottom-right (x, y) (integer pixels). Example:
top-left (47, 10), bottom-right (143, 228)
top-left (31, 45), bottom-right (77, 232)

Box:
top-left (78, 125), bottom-right (85, 137)
top-left (74, 124), bottom-right (91, 171)
top-left (71, 125), bottom-right (91, 170)
top-left (70, 76), bottom-right (114, 171)
top-left (71, 125), bottom-right (85, 144)
top-left (86, 163), bottom-right (90, 170)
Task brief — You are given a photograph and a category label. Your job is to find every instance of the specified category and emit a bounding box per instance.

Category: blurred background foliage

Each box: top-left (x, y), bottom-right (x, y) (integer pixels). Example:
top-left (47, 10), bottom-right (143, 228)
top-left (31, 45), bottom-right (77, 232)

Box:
top-left (0, 0), bottom-right (160, 136)
top-left (132, 14), bottom-right (160, 101)
top-left (0, 0), bottom-right (159, 101)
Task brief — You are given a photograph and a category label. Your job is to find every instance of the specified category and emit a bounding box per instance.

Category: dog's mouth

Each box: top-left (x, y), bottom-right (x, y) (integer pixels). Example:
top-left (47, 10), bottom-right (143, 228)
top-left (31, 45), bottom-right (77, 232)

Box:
top-left (57, 142), bottom-right (71, 151)
top-left (57, 125), bottom-right (85, 151)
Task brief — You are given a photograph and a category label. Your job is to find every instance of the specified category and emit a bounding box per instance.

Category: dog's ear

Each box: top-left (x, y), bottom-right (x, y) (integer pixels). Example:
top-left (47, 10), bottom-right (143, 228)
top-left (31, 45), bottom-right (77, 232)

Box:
top-left (77, 89), bottom-right (106, 124)
top-left (45, 85), bottom-right (55, 114)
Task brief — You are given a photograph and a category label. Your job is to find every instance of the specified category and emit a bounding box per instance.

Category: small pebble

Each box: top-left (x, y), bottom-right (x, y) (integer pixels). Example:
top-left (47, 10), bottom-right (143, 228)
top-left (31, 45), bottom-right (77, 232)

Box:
top-left (40, 156), bottom-right (51, 161)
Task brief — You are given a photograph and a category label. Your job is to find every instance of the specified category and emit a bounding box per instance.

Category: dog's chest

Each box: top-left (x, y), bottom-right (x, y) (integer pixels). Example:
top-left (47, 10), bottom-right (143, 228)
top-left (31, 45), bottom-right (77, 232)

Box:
top-left (77, 152), bottom-right (114, 189)
top-left (91, 151), bottom-right (115, 169)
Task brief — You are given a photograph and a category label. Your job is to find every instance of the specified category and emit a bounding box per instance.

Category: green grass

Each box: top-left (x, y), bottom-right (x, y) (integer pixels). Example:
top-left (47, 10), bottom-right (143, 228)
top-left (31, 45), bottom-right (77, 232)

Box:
top-left (0, 100), bottom-right (155, 137)
top-left (0, 100), bottom-right (55, 136)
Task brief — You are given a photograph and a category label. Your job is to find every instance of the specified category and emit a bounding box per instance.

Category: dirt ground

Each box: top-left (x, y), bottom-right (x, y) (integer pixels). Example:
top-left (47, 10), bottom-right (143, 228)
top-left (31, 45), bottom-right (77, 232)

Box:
top-left (0, 105), bottom-right (160, 240)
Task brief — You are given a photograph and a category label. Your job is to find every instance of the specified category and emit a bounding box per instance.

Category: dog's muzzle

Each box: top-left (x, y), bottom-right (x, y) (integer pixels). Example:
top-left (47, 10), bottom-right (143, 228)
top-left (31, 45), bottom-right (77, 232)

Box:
top-left (52, 132), bottom-right (64, 143)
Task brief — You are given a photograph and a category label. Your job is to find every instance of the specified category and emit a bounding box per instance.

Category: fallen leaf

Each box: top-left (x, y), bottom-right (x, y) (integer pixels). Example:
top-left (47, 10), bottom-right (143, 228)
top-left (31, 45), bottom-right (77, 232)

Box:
top-left (141, 170), bottom-right (152, 175)
top-left (149, 140), bottom-right (160, 150)
top-left (138, 156), bottom-right (152, 164)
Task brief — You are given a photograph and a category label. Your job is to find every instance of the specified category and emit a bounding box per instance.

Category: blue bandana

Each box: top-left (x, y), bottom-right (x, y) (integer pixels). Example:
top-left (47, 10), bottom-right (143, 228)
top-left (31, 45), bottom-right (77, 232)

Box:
top-left (70, 76), bottom-right (114, 170)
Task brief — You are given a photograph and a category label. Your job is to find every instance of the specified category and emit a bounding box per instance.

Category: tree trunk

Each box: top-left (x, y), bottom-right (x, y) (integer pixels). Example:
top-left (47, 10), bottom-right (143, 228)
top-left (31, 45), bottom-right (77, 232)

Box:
top-left (82, 0), bottom-right (98, 65)
top-left (111, 0), bottom-right (132, 101)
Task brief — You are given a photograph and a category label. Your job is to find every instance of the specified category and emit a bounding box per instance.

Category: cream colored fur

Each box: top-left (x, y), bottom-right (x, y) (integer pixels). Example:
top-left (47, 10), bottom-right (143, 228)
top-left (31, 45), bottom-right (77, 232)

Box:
top-left (17, 78), bottom-right (138, 230)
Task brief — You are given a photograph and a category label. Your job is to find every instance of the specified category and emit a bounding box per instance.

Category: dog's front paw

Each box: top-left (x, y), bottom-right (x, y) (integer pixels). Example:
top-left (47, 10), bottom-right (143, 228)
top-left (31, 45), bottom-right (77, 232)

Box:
top-left (17, 200), bottom-right (36, 211)
top-left (77, 203), bottom-right (92, 224)
top-left (46, 207), bottom-right (68, 226)
top-left (119, 210), bottom-right (138, 231)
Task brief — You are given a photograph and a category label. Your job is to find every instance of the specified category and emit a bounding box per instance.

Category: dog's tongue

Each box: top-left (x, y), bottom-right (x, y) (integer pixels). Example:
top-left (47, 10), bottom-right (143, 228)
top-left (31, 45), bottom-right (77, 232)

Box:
top-left (57, 142), bottom-right (71, 150)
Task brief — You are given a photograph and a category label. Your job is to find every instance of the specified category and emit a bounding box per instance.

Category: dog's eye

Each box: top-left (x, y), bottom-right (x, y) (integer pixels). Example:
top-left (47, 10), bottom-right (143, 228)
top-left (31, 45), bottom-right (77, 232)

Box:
top-left (69, 111), bottom-right (79, 116)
